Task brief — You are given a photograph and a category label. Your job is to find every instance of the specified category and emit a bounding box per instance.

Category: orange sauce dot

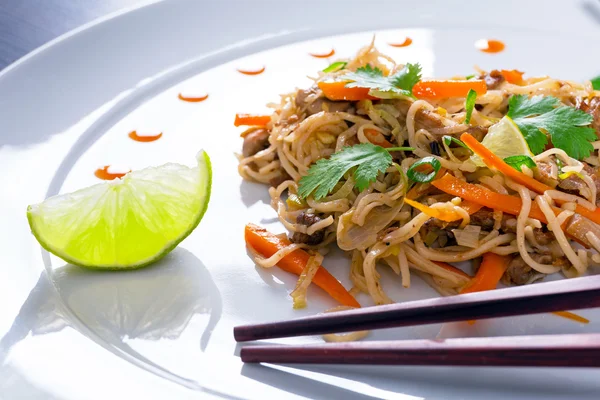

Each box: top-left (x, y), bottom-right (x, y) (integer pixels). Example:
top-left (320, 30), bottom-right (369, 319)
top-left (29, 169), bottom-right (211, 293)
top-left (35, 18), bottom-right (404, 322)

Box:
top-left (389, 37), bottom-right (413, 48)
top-left (475, 39), bottom-right (505, 53)
top-left (237, 66), bottom-right (265, 75)
top-left (94, 166), bottom-right (130, 180)
top-left (128, 130), bottom-right (162, 142)
top-left (309, 49), bottom-right (335, 58)
top-left (178, 93), bottom-right (208, 102)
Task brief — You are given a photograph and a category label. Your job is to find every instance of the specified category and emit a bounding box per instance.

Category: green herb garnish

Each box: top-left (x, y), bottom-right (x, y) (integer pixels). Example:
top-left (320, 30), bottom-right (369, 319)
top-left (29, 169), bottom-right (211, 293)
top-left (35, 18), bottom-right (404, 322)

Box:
top-left (406, 157), bottom-right (441, 183)
top-left (503, 155), bottom-right (536, 171)
top-left (464, 89), bottom-right (477, 125)
top-left (343, 63), bottom-right (422, 98)
top-left (591, 75), bottom-right (600, 90)
top-left (323, 61), bottom-right (347, 73)
top-left (298, 143), bottom-right (413, 200)
top-left (443, 135), bottom-right (469, 150)
top-left (507, 94), bottom-right (596, 160)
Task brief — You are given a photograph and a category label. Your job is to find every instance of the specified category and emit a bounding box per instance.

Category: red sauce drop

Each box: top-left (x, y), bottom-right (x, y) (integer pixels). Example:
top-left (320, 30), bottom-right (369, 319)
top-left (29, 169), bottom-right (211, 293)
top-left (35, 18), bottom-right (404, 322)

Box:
top-left (128, 130), bottom-right (162, 142)
top-left (475, 39), bottom-right (505, 54)
top-left (389, 37), bottom-right (413, 48)
top-left (94, 166), bottom-right (130, 180)
top-left (309, 49), bottom-right (335, 58)
top-left (178, 93), bottom-right (209, 102)
top-left (237, 66), bottom-right (265, 75)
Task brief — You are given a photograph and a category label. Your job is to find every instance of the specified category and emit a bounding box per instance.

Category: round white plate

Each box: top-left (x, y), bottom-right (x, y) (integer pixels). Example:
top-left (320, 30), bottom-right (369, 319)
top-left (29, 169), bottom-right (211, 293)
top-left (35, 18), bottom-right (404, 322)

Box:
top-left (2, 0), bottom-right (600, 398)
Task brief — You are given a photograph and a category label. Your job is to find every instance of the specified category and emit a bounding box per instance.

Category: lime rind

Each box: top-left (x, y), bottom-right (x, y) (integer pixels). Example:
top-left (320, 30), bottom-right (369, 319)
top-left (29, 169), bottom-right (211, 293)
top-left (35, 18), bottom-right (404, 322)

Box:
top-left (471, 116), bottom-right (533, 167)
top-left (27, 151), bottom-right (212, 270)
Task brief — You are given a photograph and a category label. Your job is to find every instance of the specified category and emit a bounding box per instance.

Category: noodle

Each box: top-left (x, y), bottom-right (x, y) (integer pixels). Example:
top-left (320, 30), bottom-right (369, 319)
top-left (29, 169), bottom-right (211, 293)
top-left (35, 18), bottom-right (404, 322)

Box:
top-left (239, 42), bottom-right (600, 317)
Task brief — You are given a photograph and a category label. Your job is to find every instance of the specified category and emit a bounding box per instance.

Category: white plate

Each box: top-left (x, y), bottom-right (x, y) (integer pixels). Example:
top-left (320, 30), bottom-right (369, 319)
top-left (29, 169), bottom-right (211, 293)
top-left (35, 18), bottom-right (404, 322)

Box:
top-left (2, 0), bottom-right (600, 398)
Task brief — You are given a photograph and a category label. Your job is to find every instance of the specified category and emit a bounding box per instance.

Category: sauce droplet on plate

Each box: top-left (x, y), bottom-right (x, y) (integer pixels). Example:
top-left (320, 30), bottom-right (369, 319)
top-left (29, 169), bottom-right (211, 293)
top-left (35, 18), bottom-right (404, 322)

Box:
top-left (389, 37), bottom-right (413, 48)
top-left (178, 93), bottom-right (209, 102)
top-left (309, 49), bottom-right (335, 58)
top-left (475, 39), bottom-right (505, 53)
top-left (237, 66), bottom-right (265, 75)
top-left (128, 130), bottom-right (163, 142)
top-left (94, 166), bottom-right (130, 180)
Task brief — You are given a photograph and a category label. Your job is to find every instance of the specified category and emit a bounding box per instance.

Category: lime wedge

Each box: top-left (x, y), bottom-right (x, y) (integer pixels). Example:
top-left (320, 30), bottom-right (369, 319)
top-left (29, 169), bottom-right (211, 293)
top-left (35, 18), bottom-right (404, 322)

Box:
top-left (27, 151), bottom-right (212, 270)
top-left (471, 116), bottom-right (533, 167)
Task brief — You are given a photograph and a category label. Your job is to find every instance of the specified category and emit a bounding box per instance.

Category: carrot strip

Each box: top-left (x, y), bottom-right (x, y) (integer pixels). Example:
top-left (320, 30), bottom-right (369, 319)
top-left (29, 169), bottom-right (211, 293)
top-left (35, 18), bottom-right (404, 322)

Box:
top-left (433, 261), bottom-right (471, 279)
top-left (501, 69), bottom-right (524, 85)
top-left (461, 133), bottom-right (600, 225)
top-left (244, 223), bottom-right (360, 308)
top-left (432, 173), bottom-right (552, 223)
top-left (460, 252), bottom-right (512, 294)
top-left (364, 128), bottom-right (393, 148)
top-left (317, 81), bottom-right (376, 101)
top-left (461, 133), bottom-right (548, 193)
top-left (234, 114), bottom-right (271, 127)
top-left (405, 168), bottom-right (447, 200)
top-left (413, 80), bottom-right (487, 99)
top-left (405, 198), bottom-right (464, 222)
top-left (460, 200), bottom-right (484, 215)
top-left (552, 311), bottom-right (590, 324)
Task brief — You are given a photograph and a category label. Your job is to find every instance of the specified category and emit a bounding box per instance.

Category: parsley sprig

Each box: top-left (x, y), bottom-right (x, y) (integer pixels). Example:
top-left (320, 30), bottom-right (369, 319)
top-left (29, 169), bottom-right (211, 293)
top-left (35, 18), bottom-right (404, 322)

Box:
top-left (343, 63), bottom-right (422, 98)
top-left (298, 143), bottom-right (412, 200)
top-left (507, 95), bottom-right (596, 160)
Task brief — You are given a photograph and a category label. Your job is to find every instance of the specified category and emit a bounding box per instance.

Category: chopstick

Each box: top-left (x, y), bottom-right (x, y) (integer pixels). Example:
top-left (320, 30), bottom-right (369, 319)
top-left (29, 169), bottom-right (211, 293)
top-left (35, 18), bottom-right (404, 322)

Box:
top-left (240, 333), bottom-right (600, 366)
top-left (234, 274), bottom-right (600, 342)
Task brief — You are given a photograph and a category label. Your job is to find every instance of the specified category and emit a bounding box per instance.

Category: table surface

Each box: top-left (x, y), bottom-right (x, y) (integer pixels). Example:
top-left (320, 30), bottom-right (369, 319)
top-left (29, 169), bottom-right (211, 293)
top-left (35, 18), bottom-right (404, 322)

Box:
top-left (0, 0), bottom-right (143, 70)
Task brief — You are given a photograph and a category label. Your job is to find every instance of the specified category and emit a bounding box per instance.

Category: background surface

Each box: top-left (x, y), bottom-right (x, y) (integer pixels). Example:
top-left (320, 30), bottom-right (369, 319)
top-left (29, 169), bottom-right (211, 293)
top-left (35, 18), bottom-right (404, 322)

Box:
top-left (0, 0), bottom-right (142, 69)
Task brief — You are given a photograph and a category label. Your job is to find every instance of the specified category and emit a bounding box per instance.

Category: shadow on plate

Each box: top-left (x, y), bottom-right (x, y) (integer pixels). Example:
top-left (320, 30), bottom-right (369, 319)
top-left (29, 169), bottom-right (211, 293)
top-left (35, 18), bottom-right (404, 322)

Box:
top-left (0, 248), bottom-right (223, 389)
top-left (240, 179), bottom-right (271, 207)
top-left (240, 363), bottom-right (383, 400)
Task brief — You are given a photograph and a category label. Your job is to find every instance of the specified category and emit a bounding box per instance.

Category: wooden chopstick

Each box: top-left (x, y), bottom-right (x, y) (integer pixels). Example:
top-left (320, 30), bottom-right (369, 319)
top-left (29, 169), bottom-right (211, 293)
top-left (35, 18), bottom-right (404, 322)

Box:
top-left (240, 333), bottom-right (600, 366)
top-left (234, 275), bottom-right (600, 342)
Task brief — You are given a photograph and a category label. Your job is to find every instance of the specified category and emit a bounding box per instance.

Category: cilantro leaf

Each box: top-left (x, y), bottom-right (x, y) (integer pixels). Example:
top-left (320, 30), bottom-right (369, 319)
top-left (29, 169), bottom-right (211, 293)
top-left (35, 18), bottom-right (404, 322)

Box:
top-left (343, 63), bottom-right (422, 98)
top-left (591, 75), bottom-right (600, 91)
top-left (389, 63), bottom-right (422, 93)
top-left (503, 155), bottom-right (536, 171)
top-left (507, 94), bottom-right (596, 159)
top-left (464, 89), bottom-right (477, 124)
top-left (344, 65), bottom-right (394, 91)
top-left (545, 107), bottom-right (596, 159)
top-left (298, 143), bottom-right (392, 200)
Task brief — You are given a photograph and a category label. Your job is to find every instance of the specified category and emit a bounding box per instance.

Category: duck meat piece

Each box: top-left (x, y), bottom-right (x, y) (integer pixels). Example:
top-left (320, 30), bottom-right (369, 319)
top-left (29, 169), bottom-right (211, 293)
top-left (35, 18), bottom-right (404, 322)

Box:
top-left (479, 70), bottom-right (505, 90)
top-left (393, 99), bottom-right (446, 131)
top-left (502, 254), bottom-right (550, 286)
top-left (290, 211), bottom-right (325, 245)
top-left (295, 87), bottom-right (352, 116)
top-left (242, 128), bottom-right (270, 157)
top-left (565, 213), bottom-right (600, 248)
top-left (534, 162), bottom-right (559, 188)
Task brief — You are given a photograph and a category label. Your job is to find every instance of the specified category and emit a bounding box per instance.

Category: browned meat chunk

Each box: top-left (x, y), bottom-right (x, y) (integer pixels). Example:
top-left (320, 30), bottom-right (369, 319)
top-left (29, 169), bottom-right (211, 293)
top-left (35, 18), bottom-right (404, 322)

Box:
top-left (565, 213), bottom-right (600, 248)
top-left (532, 229), bottom-right (555, 245)
top-left (534, 162), bottom-right (558, 188)
top-left (269, 169), bottom-right (292, 187)
top-left (502, 254), bottom-right (550, 286)
top-left (295, 87), bottom-right (352, 116)
top-left (576, 96), bottom-right (600, 138)
top-left (242, 128), bottom-right (270, 157)
top-left (465, 126), bottom-right (488, 141)
top-left (393, 100), bottom-right (446, 131)
top-left (291, 212), bottom-right (325, 245)
top-left (479, 70), bottom-right (505, 90)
